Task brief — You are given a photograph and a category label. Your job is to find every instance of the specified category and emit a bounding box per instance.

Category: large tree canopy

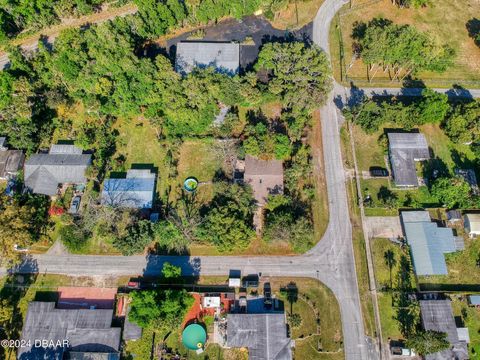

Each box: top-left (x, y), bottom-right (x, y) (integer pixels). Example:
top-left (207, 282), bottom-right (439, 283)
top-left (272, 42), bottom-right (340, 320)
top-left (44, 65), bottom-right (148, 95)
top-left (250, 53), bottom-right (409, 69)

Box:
top-left (354, 18), bottom-right (455, 75)
top-left (256, 42), bottom-right (332, 112)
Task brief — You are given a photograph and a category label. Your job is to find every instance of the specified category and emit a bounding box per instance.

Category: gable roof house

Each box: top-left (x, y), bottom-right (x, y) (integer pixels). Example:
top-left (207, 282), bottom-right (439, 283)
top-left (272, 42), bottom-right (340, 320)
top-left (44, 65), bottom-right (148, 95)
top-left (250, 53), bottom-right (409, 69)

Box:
top-left (101, 168), bottom-right (156, 209)
top-left (420, 299), bottom-right (469, 360)
top-left (401, 211), bottom-right (458, 276)
top-left (227, 313), bottom-right (292, 360)
top-left (175, 41), bottom-right (240, 76)
top-left (0, 137), bottom-right (25, 180)
top-left (388, 133), bottom-right (430, 187)
top-left (18, 301), bottom-right (121, 360)
top-left (24, 144), bottom-right (91, 196)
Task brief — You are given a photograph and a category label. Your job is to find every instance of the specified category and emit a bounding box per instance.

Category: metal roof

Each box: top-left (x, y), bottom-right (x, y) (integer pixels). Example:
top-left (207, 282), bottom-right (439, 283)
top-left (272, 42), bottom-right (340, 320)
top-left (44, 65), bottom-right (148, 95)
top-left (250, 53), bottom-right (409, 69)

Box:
top-left (401, 211), bottom-right (456, 276)
top-left (388, 133), bottom-right (430, 187)
top-left (227, 313), bottom-right (292, 360)
top-left (0, 149), bottom-right (24, 179)
top-left (67, 353), bottom-right (120, 360)
top-left (469, 295), bottom-right (480, 306)
top-left (123, 306), bottom-right (142, 341)
top-left (464, 213), bottom-right (480, 234)
top-left (420, 300), bottom-right (469, 360)
top-left (50, 144), bottom-right (83, 155)
top-left (101, 169), bottom-right (156, 209)
top-left (18, 302), bottom-right (120, 360)
top-left (175, 41), bottom-right (240, 75)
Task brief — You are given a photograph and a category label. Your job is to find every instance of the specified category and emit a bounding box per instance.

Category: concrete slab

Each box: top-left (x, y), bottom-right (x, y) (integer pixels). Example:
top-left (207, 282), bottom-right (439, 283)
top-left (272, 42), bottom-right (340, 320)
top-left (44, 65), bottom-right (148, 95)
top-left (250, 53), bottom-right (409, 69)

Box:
top-left (365, 216), bottom-right (402, 239)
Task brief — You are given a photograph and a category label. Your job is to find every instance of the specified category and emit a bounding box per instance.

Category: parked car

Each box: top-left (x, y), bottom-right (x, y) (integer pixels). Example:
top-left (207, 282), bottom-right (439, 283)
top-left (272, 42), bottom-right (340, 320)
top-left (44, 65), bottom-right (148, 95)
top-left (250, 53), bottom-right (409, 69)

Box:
top-left (68, 196), bottom-right (81, 214)
top-left (127, 281), bottom-right (141, 290)
top-left (263, 282), bottom-right (272, 307)
top-left (369, 167), bottom-right (389, 177)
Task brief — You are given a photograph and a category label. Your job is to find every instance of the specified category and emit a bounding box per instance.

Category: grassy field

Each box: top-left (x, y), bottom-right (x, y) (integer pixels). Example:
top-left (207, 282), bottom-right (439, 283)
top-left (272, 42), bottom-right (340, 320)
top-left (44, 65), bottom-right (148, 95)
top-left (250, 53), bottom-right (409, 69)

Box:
top-left (330, 0), bottom-right (480, 87)
top-left (269, 0), bottom-right (325, 30)
top-left (371, 238), bottom-right (416, 341)
top-left (270, 278), bottom-right (343, 359)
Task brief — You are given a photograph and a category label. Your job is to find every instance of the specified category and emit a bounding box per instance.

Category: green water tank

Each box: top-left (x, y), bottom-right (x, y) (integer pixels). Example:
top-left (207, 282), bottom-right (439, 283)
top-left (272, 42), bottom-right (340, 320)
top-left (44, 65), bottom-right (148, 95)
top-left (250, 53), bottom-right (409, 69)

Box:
top-left (182, 324), bottom-right (206, 350)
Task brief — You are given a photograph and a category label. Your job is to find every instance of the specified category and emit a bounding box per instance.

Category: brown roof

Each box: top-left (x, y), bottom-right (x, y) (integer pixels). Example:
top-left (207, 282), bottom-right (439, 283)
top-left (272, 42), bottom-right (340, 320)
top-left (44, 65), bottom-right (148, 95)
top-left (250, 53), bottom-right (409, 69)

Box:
top-left (244, 155), bottom-right (284, 205)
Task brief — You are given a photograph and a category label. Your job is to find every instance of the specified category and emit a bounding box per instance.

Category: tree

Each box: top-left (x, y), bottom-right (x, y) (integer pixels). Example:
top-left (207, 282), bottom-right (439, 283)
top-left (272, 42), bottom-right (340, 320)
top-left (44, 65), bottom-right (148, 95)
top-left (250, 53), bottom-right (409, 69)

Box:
top-left (354, 19), bottom-right (454, 78)
top-left (416, 88), bottom-right (450, 124)
top-left (384, 249), bottom-right (396, 289)
top-left (113, 220), bottom-right (154, 255)
top-left (406, 330), bottom-right (450, 356)
top-left (162, 262), bottom-right (181, 279)
top-left (255, 42), bottom-right (332, 112)
top-left (444, 100), bottom-right (480, 144)
top-left (431, 176), bottom-right (472, 209)
top-left (129, 289), bottom-right (194, 330)
top-left (154, 220), bottom-right (190, 254)
top-left (197, 183), bottom-right (256, 251)
top-left (0, 194), bottom-right (49, 267)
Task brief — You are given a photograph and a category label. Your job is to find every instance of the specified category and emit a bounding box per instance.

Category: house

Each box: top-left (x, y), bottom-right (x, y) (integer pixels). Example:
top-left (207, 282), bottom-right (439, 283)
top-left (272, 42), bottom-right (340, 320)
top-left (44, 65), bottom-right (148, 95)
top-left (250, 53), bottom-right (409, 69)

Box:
top-left (18, 301), bottom-right (121, 360)
top-left (388, 133), bottom-right (430, 187)
top-left (419, 299), bottom-right (469, 360)
top-left (226, 313), bottom-right (292, 360)
top-left (244, 155), bottom-right (284, 206)
top-left (101, 168), bottom-right (156, 209)
top-left (175, 41), bottom-right (240, 76)
top-left (464, 213), bottom-right (480, 238)
top-left (24, 144), bottom-right (91, 196)
top-left (468, 295), bottom-right (480, 307)
top-left (0, 137), bottom-right (25, 180)
top-left (455, 168), bottom-right (479, 195)
top-left (203, 296), bottom-right (221, 309)
top-left (401, 211), bottom-right (458, 276)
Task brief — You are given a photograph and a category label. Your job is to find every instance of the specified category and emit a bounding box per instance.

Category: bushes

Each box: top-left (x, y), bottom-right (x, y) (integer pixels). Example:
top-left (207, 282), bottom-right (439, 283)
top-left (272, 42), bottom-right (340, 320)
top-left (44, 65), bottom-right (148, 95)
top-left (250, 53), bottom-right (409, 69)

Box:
top-left (59, 224), bottom-right (87, 252)
top-left (113, 220), bottom-right (154, 255)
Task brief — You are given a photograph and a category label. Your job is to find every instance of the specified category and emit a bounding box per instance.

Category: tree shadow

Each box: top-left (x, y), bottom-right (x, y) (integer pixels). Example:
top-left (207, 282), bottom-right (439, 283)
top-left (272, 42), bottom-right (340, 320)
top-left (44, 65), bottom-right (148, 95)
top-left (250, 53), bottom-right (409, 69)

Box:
top-left (445, 85), bottom-right (473, 100)
top-left (280, 282), bottom-right (298, 314)
top-left (142, 254), bottom-right (201, 283)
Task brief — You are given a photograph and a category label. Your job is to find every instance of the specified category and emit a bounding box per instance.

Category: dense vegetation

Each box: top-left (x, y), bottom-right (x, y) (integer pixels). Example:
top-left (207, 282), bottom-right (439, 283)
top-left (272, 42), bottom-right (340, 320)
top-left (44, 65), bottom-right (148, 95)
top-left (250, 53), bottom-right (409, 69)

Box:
top-left (352, 18), bottom-right (455, 80)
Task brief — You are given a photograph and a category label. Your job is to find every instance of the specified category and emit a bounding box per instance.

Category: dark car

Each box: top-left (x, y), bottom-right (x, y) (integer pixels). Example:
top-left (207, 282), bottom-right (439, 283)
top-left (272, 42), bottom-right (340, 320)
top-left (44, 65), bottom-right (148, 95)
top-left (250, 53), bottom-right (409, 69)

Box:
top-left (263, 282), bottom-right (272, 307)
top-left (369, 167), bottom-right (389, 177)
top-left (68, 196), bottom-right (81, 214)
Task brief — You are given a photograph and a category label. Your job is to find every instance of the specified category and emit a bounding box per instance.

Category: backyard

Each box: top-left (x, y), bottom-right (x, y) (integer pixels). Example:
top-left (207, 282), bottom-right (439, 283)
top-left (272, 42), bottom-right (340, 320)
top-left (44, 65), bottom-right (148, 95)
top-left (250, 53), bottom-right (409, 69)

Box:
top-left (350, 122), bottom-right (477, 216)
top-left (330, 0), bottom-right (480, 87)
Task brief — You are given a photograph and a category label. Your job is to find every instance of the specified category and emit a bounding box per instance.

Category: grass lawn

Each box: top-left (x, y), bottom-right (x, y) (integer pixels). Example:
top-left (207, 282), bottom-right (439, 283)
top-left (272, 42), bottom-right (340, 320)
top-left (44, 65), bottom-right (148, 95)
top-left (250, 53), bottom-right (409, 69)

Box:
top-left (113, 117), bottom-right (168, 196)
top-left (418, 238), bottom-right (480, 291)
top-left (269, 0), bottom-right (325, 30)
top-left (371, 238), bottom-right (413, 340)
top-left (330, 0), bottom-right (480, 87)
top-left (269, 278), bottom-right (343, 359)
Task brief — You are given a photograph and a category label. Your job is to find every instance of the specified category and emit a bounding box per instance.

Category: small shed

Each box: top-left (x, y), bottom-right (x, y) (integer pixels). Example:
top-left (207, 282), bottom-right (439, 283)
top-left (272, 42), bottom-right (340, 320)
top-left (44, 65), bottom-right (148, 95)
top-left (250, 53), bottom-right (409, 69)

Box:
top-left (464, 213), bottom-right (480, 238)
top-left (446, 210), bottom-right (462, 223)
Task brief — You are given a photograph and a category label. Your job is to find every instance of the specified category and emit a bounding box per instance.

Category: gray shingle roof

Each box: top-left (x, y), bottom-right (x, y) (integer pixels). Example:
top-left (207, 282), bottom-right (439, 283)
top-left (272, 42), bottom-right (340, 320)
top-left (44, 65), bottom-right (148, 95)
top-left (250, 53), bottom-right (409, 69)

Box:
top-left (388, 133), bottom-right (430, 187)
top-left (67, 353), bottom-right (119, 360)
top-left (227, 313), bottom-right (292, 360)
top-left (25, 153), bottom-right (91, 195)
top-left (50, 144), bottom-right (83, 155)
top-left (123, 306), bottom-right (142, 341)
top-left (420, 300), bottom-right (469, 360)
top-left (175, 41), bottom-right (240, 75)
top-left (18, 302), bottom-right (121, 360)
top-left (0, 149), bottom-right (24, 179)
top-left (401, 211), bottom-right (456, 275)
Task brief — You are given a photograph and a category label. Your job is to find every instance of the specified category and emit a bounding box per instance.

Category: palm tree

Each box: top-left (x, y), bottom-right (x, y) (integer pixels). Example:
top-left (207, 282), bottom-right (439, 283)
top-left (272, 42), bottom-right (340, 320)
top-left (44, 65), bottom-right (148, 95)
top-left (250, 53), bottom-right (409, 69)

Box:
top-left (384, 249), bottom-right (396, 290)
